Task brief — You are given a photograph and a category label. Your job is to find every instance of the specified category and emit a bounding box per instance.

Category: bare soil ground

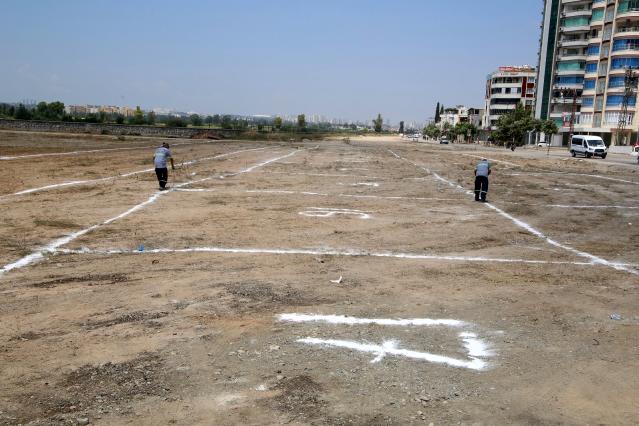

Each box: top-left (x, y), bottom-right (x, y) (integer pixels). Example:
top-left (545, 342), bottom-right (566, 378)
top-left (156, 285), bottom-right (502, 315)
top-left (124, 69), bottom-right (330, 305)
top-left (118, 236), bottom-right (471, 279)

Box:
top-left (1, 133), bottom-right (638, 425)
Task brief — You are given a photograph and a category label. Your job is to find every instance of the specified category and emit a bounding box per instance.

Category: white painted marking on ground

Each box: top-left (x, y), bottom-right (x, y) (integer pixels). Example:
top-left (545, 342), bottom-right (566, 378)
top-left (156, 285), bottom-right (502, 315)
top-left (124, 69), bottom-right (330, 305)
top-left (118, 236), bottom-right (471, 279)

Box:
top-left (548, 204), bottom-right (639, 210)
top-left (262, 171), bottom-right (381, 179)
top-left (0, 147), bottom-right (267, 200)
top-left (483, 203), bottom-right (639, 276)
top-left (338, 182), bottom-right (380, 188)
top-left (505, 172), bottom-right (638, 185)
top-left (459, 332), bottom-right (494, 358)
top-left (502, 201), bottom-right (639, 210)
top-left (278, 313), bottom-right (465, 327)
top-left (301, 207), bottom-right (366, 217)
top-left (53, 246), bottom-right (636, 268)
top-left (388, 149), bottom-right (639, 276)
top-left (459, 153), bottom-right (521, 168)
top-left (245, 189), bottom-right (461, 203)
top-left (174, 188), bottom-right (217, 192)
top-left (297, 337), bottom-right (489, 370)
top-left (0, 141), bottom-right (206, 161)
top-left (299, 207), bottom-right (372, 220)
top-left (282, 313), bottom-right (493, 369)
top-left (0, 150), bottom-right (299, 277)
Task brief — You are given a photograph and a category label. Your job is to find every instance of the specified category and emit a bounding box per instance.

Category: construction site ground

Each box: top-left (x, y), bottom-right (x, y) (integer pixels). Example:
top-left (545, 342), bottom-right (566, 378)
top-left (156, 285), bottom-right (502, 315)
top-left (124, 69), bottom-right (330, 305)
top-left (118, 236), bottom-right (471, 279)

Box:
top-left (1, 131), bottom-right (638, 425)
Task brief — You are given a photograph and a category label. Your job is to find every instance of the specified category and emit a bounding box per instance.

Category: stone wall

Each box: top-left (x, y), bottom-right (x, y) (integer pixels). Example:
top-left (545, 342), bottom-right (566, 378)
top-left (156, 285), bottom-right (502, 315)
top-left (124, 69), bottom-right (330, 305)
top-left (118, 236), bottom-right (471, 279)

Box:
top-left (0, 118), bottom-right (240, 139)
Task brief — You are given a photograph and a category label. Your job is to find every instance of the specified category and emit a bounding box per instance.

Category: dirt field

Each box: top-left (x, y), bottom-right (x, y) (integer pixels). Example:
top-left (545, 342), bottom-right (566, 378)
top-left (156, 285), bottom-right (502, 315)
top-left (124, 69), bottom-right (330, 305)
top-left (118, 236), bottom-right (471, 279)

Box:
top-left (1, 131), bottom-right (638, 425)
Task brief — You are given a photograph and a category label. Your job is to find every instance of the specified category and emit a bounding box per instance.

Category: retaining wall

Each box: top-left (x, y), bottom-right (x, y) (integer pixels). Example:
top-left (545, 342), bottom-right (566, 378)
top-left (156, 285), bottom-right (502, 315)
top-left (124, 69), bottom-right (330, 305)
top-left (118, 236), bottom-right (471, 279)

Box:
top-left (0, 118), bottom-right (240, 139)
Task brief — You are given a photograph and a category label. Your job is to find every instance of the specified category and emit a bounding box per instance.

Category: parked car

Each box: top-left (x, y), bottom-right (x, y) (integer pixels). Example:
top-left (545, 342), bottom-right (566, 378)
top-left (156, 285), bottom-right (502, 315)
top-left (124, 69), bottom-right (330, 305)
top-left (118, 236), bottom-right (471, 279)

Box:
top-left (439, 137), bottom-right (449, 145)
top-left (537, 142), bottom-right (550, 148)
top-left (570, 135), bottom-right (607, 159)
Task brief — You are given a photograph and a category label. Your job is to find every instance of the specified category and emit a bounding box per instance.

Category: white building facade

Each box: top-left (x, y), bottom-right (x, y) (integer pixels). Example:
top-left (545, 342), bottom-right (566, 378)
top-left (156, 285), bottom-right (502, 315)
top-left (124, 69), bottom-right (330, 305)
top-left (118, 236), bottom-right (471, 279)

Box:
top-left (483, 66), bottom-right (537, 130)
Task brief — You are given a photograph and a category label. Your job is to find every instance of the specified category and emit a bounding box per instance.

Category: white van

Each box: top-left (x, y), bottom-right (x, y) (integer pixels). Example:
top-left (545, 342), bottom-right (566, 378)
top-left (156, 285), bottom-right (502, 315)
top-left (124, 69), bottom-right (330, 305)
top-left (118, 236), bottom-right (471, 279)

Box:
top-left (570, 135), bottom-right (608, 159)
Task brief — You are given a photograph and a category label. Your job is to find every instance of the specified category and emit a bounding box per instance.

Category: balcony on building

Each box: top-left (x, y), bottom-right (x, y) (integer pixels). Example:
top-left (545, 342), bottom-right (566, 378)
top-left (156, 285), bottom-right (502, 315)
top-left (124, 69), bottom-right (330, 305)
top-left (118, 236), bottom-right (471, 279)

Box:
top-left (617, 1), bottom-right (639, 19)
top-left (561, 14), bottom-right (592, 33)
top-left (616, 22), bottom-right (639, 37)
top-left (610, 38), bottom-right (639, 57)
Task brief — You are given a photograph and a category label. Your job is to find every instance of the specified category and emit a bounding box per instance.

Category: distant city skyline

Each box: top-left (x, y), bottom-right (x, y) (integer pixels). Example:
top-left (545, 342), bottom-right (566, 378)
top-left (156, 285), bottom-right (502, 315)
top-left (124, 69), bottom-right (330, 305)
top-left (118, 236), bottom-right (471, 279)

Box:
top-left (0, 0), bottom-right (540, 124)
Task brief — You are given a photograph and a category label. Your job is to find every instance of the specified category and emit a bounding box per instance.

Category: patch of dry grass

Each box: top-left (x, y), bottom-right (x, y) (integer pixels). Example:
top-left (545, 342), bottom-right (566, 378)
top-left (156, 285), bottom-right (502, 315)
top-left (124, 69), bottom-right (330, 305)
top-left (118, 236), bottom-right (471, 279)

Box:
top-left (34, 218), bottom-right (81, 228)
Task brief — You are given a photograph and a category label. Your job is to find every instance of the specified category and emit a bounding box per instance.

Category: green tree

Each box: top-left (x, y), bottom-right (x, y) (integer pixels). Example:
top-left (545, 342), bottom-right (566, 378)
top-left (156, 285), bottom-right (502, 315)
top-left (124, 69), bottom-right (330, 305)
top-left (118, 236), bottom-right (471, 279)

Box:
top-left (221, 115), bottom-right (233, 129)
top-left (15, 104), bottom-right (32, 120)
top-left (441, 122), bottom-right (453, 139)
top-left (535, 119), bottom-right (559, 151)
top-left (273, 116), bottom-right (283, 130)
top-left (190, 114), bottom-right (203, 126)
top-left (454, 122), bottom-right (478, 142)
top-left (434, 102), bottom-right (441, 123)
top-left (165, 116), bottom-right (187, 127)
top-left (297, 114), bottom-right (306, 129)
top-left (373, 113), bottom-right (383, 133)
top-left (423, 123), bottom-right (441, 139)
top-left (205, 115), bottom-right (214, 128)
top-left (146, 111), bottom-right (156, 125)
top-left (212, 114), bottom-right (221, 125)
top-left (399, 121), bottom-right (405, 134)
top-left (493, 104), bottom-right (537, 146)
top-left (132, 106), bottom-right (145, 125)
top-left (48, 101), bottom-right (65, 120)
top-left (34, 101), bottom-right (65, 121)
top-left (115, 115), bottom-right (125, 124)
top-left (535, 119), bottom-right (559, 139)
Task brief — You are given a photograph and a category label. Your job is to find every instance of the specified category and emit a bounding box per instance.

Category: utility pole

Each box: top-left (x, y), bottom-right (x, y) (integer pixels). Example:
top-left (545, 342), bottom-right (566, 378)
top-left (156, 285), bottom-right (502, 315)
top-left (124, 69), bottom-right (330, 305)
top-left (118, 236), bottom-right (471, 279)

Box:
top-left (616, 67), bottom-right (638, 146)
top-left (561, 88), bottom-right (579, 143)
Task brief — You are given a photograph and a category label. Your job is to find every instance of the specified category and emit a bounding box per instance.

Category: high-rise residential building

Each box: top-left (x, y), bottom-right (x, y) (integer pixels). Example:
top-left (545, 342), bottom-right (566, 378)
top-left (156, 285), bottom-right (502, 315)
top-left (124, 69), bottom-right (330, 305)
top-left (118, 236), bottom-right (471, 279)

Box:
top-left (483, 66), bottom-right (537, 130)
top-left (536, 0), bottom-right (639, 146)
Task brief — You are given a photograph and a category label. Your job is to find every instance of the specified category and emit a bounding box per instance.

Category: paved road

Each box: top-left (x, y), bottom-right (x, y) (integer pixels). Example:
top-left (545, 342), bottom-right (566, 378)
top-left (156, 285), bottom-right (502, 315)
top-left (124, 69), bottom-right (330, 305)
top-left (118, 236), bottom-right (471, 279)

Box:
top-left (418, 140), bottom-right (639, 169)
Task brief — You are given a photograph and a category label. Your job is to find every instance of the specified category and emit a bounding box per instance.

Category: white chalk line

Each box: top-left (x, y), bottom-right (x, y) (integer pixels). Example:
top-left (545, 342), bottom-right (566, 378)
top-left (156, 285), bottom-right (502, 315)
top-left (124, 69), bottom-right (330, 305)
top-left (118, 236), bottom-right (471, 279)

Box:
top-left (502, 201), bottom-right (639, 210)
top-left (0, 150), bottom-right (299, 277)
top-left (388, 149), bottom-right (639, 276)
top-left (245, 189), bottom-right (462, 203)
top-left (278, 313), bottom-right (465, 327)
top-left (505, 172), bottom-right (638, 185)
top-left (174, 188), bottom-right (217, 193)
top-left (0, 147), bottom-right (267, 200)
top-left (338, 182), bottom-right (380, 187)
top-left (459, 153), bottom-right (521, 168)
top-left (261, 171), bottom-right (382, 179)
top-left (0, 140), bottom-right (212, 161)
top-left (279, 313), bottom-right (493, 370)
top-left (297, 337), bottom-right (489, 370)
top-left (52, 246), bottom-right (639, 269)
top-left (299, 207), bottom-right (372, 220)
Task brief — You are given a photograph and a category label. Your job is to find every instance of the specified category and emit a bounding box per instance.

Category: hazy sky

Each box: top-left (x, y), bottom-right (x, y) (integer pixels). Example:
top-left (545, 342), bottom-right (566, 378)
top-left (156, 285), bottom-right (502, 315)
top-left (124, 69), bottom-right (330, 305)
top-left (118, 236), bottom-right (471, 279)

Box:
top-left (0, 0), bottom-right (540, 123)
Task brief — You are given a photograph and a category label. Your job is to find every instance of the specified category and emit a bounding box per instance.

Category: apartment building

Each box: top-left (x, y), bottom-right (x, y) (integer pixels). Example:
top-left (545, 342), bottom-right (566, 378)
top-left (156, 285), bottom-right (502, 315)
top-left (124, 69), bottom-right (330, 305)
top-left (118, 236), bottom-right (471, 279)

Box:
top-left (438, 106), bottom-right (483, 128)
top-left (536, 0), bottom-right (639, 145)
top-left (483, 66), bottom-right (537, 130)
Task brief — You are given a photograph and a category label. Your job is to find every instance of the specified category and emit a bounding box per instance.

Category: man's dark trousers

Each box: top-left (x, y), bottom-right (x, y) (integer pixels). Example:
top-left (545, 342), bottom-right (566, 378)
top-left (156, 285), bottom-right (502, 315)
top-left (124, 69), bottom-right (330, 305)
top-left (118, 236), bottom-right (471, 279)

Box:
top-left (474, 176), bottom-right (489, 201)
top-left (155, 168), bottom-right (168, 189)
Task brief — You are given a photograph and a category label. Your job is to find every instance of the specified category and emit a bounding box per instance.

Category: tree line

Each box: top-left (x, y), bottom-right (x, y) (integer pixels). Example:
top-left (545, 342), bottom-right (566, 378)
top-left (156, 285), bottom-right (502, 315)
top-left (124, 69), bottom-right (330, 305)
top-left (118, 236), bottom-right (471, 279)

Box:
top-left (422, 101), bottom-right (558, 145)
top-left (0, 101), bottom-right (377, 132)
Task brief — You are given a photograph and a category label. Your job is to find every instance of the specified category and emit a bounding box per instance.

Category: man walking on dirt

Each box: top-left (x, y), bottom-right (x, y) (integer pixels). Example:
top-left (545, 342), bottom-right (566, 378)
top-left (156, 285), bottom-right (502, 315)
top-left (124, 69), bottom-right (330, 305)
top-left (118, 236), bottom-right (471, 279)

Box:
top-left (153, 142), bottom-right (175, 190)
top-left (474, 158), bottom-right (491, 202)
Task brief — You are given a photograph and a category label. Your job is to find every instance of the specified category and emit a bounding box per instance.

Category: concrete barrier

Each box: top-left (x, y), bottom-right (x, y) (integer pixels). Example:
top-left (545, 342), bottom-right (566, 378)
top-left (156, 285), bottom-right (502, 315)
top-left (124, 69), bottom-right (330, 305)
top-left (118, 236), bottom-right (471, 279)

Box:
top-left (0, 118), bottom-right (241, 139)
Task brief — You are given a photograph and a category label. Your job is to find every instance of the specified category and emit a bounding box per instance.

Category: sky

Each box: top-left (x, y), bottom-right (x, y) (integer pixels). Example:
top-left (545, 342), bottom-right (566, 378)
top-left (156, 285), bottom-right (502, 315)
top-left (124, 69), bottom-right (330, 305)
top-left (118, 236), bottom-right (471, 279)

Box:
top-left (0, 0), bottom-right (541, 124)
